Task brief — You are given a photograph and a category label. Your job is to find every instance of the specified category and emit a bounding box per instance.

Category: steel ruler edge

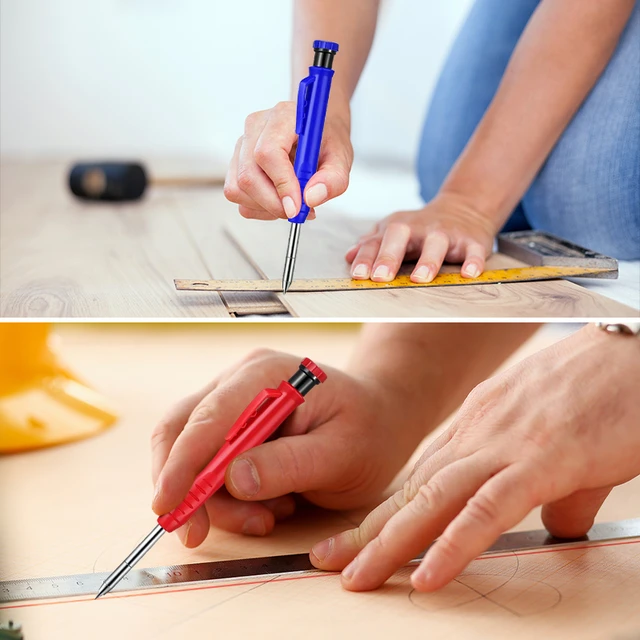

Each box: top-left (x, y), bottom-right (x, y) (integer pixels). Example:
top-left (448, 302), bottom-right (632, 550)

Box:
top-left (175, 266), bottom-right (618, 293)
top-left (2, 518), bottom-right (638, 605)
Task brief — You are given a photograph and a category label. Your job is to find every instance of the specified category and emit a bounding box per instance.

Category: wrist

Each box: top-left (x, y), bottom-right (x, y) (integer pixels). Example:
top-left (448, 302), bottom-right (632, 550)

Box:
top-left (430, 189), bottom-right (504, 236)
top-left (563, 323), bottom-right (640, 364)
top-left (327, 88), bottom-right (352, 131)
top-left (438, 161), bottom-right (521, 231)
top-left (348, 362), bottom-right (440, 461)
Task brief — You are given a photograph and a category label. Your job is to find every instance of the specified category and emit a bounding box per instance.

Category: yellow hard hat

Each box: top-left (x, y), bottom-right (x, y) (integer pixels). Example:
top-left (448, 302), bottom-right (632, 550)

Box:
top-left (0, 324), bottom-right (117, 453)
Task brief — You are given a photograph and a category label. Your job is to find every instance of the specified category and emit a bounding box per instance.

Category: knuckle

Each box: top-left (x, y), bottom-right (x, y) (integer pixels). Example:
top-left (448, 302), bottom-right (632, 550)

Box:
top-left (238, 206), bottom-right (256, 219)
top-left (150, 420), bottom-right (171, 451)
top-left (464, 379), bottom-right (493, 407)
top-left (414, 481), bottom-right (445, 512)
top-left (391, 488), bottom-right (408, 512)
top-left (332, 169), bottom-right (350, 194)
top-left (253, 145), bottom-right (273, 165)
top-left (244, 111), bottom-right (261, 131)
top-left (402, 480), bottom-right (415, 505)
top-left (435, 534), bottom-right (462, 564)
top-left (349, 524), bottom-right (370, 550)
top-left (187, 403), bottom-right (217, 427)
top-left (465, 491), bottom-right (500, 527)
top-left (360, 236), bottom-right (381, 248)
top-left (387, 222), bottom-right (411, 236)
top-left (375, 253), bottom-right (400, 264)
top-left (223, 181), bottom-right (240, 202)
top-left (277, 438), bottom-right (313, 492)
top-left (370, 528), bottom-right (393, 555)
top-left (236, 168), bottom-right (256, 192)
top-left (240, 347), bottom-right (277, 366)
top-left (271, 175), bottom-right (292, 193)
top-left (274, 100), bottom-right (293, 113)
top-left (428, 229), bottom-right (449, 243)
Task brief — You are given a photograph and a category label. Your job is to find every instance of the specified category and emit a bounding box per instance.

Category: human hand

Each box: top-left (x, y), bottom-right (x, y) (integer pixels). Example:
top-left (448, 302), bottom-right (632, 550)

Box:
top-left (224, 102), bottom-right (353, 220)
top-left (310, 325), bottom-right (640, 592)
top-left (150, 349), bottom-right (411, 547)
top-left (345, 192), bottom-right (498, 282)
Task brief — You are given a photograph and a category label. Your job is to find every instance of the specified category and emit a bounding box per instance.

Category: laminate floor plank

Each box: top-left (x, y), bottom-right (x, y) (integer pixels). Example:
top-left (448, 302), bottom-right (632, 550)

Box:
top-left (176, 189), bottom-right (286, 315)
top-left (0, 162), bottom-right (229, 318)
top-left (226, 216), bottom-right (638, 318)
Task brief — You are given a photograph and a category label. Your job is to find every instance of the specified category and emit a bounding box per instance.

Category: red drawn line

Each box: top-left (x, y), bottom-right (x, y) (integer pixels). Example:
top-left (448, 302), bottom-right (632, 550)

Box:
top-left (0, 572), bottom-right (336, 611)
top-left (475, 538), bottom-right (640, 561)
top-left (2, 537), bottom-right (638, 611)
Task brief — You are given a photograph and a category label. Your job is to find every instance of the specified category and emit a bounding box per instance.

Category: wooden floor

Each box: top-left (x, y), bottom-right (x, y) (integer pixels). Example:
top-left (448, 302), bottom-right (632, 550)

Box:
top-left (1, 324), bottom-right (638, 640)
top-left (0, 162), bottom-right (282, 318)
top-left (1, 161), bottom-right (637, 318)
top-left (226, 216), bottom-right (638, 318)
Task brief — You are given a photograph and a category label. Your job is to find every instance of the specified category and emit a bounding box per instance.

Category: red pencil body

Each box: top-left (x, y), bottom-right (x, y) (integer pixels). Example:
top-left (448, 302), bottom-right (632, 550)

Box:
top-left (158, 381), bottom-right (305, 532)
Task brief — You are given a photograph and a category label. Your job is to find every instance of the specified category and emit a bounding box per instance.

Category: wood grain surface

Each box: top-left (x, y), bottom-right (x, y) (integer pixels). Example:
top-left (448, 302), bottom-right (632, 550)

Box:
top-left (175, 190), bottom-right (286, 316)
top-left (0, 162), bottom-right (234, 318)
top-left (1, 324), bottom-right (638, 640)
top-left (226, 216), bottom-right (639, 318)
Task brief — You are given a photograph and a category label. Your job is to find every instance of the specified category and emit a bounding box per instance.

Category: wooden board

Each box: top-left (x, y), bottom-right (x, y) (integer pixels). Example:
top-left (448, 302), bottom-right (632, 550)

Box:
top-left (1, 323), bottom-right (638, 640)
top-left (0, 161), bottom-right (234, 318)
top-left (174, 190), bottom-right (286, 316)
top-left (226, 216), bottom-right (638, 318)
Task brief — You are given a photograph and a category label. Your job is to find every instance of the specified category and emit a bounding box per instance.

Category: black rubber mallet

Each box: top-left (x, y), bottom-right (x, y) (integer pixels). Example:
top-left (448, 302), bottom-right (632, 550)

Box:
top-left (68, 161), bottom-right (225, 202)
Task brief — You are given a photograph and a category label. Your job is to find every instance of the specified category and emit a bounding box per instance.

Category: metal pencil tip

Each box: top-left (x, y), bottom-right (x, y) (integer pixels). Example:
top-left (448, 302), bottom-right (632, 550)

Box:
top-left (94, 524), bottom-right (165, 600)
top-left (95, 583), bottom-right (111, 599)
top-left (282, 224), bottom-right (301, 295)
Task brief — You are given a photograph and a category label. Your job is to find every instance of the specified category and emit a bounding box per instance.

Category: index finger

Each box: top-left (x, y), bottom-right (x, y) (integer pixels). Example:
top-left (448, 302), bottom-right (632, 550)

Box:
top-left (152, 362), bottom-right (290, 516)
top-left (340, 453), bottom-right (500, 592)
top-left (254, 104), bottom-right (301, 216)
top-left (412, 463), bottom-right (541, 592)
top-left (150, 380), bottom-right (218, 486)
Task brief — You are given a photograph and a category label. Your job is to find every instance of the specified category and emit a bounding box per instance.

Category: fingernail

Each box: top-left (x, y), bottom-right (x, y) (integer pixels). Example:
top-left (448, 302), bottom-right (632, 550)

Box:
top-left (179, 519), bottom-right (193, 547)
top-left (465, 265), bottom-right (480, 278)
top-left (352, 264), bottom-right (369, 279)
top-left (152, 484), bottom-right (161, 510)
top-left (342, 557), bottom-right (358, 581)
top-left (282, 196), bottom-right (298, 219)
top-left (230, 458), bottom-right (260, 497)
top-left (311, 537), bottom-right (334, 563)
top-left (242, 515), bottom-right (267, 536)
top-left (412, 265), bottom-right (432, 283)
top-left (372, 265), bottom-right (391, 281)
top-left (305, 183), bottom-right (328, 207)
top-left (411, 566), bottom-right (432, 589)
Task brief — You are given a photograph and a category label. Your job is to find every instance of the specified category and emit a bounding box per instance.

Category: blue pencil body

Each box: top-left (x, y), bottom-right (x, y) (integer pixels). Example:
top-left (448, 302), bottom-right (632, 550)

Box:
top-left (289, 41), bottom-right (339, 224)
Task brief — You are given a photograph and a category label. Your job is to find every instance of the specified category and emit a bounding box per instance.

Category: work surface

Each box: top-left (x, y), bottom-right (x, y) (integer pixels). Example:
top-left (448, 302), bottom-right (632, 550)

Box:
top-left (1, 324), bottom-right (638, 640)
top-left (1, 161), bottom-right (638, 318)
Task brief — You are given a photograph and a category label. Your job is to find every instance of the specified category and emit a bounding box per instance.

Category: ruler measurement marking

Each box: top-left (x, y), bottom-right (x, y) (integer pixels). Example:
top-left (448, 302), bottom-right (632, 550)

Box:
top-left (2, 519), bottom-right (638, 607)
top-left (175, 266), bottom-right (616, 293)
top-left (2, 539), bottom-right (639, 611)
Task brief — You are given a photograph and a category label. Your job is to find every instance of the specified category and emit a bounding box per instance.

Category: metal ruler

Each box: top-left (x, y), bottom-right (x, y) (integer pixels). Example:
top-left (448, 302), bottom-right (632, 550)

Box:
top-left (2, 519), bottom-right (638, 605)
top-left (175, 265), bottom-right (616, 293)
top-left (498, 231), bottom-right (618, 275)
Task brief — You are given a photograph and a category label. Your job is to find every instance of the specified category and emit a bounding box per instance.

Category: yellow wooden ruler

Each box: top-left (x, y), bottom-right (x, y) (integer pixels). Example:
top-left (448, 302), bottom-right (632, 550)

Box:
top-left (175, 266), bottom-right (616, 293)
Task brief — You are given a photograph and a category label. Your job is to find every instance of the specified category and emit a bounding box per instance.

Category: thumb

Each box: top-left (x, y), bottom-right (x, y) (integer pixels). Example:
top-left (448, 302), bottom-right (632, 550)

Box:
top-left (541, 486), bottom-right (613, 538)
top-left (225, 430), bottom-right (352, 505)
top-left (304, 153), bottom-right (351, 209)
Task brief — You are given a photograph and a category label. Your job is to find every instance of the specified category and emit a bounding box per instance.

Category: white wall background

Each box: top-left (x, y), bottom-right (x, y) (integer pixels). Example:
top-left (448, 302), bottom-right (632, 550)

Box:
top-left (0, 0), bottom-right (472, 168)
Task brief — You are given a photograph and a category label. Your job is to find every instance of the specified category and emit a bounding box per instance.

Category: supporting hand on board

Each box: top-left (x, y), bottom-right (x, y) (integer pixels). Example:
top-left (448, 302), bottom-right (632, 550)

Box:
top-left (310, 324), bottom-right (640, 592)
top-left (345, 192), bottom-right (497, 283)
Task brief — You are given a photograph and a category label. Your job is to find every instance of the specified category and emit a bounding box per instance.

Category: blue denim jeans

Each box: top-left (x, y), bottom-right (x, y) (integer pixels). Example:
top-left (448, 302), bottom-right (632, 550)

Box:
top-left (417, 0), bottom-right (640, 259)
